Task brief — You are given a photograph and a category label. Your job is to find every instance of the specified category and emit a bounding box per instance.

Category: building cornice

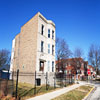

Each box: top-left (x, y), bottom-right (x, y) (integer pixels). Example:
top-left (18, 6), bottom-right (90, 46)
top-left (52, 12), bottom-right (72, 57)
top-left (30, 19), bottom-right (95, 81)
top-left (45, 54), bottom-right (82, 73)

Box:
top-left (38, 12), bottom-right (55, 28)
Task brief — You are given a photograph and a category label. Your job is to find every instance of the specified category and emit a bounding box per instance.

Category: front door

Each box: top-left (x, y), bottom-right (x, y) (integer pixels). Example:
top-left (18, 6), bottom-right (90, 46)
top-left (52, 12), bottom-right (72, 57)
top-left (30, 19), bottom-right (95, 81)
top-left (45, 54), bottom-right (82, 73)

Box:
top-left (40, 61), bottom-right (44, 72)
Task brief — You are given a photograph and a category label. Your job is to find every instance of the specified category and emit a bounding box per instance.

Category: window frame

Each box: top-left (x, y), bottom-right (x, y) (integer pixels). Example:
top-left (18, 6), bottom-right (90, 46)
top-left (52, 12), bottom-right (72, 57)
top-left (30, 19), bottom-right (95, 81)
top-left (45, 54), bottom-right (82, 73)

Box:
top-left (52, 61), bottom-right (54, 72)
top-left (41, 24), bottom-right (44, 35)
top-left (41, 41), bottom-right (44, 52)
top-left (52, 30), bottom-right (54, 39)
top-left (48, 29), bottom-right (50, 38)
top-left (52, 45), bottom-right (54, 55)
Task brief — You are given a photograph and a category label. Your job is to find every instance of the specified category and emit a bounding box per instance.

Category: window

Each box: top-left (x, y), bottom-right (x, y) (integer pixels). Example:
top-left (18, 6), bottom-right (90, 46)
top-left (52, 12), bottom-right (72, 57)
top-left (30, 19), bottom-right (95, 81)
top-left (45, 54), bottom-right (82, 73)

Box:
top-left (41, 41), bottom-right (44, 52)
top-left (48, 29), bottom-right (50, 38)
top-left (41, 24), bottom-right (44, 35)
top-left (52, 61), bottom-right (54, 72)
top-left (52, 30), bottom-right (54, 39)
top-left (48, 61), bottom-right (50, 71)
top-left (65, 70), bottom-right (67, 74)
top-left (77, 61), bottom-right (80, 67)
top-left (52, 45), bottom-right (54, 55)
top-left (39, 61), bottom-right (44, 71)
top-left (77, 70), bottom-right (81, 74)
top-left (48, 44), bottom-right (50, 54)
top-left (36, 78), bottom-right (41, 86)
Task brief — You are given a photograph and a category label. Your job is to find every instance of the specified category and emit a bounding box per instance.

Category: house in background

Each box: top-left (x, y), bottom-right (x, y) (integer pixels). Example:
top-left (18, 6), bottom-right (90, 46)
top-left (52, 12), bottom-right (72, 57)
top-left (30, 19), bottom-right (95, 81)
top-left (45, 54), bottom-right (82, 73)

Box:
top-left (56, 58), bottom-right (97, 80)
top-left (56, 58), bottom-right (88, 80)
top-left (10, 12), bottom-right (56, 85)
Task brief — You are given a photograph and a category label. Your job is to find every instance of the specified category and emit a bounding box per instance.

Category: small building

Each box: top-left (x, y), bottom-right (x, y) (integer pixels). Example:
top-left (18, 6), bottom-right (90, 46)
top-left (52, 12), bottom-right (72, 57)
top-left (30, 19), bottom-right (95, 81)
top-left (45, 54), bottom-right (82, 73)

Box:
top-left (0, 66), bottom-right (10, 79)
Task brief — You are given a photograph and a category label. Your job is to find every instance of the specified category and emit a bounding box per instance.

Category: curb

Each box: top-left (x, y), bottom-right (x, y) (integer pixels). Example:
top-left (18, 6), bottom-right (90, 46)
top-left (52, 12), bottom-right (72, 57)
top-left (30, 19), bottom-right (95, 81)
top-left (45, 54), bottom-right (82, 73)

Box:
top-left (82, 86), bottom-right (95, 100)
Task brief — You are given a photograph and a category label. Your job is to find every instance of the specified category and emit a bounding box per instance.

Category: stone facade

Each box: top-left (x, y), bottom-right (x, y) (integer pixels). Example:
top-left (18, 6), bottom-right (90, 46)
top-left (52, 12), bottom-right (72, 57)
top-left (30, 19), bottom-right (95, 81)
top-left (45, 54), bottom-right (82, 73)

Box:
top-left (10, 12), bottom-right (56, 85)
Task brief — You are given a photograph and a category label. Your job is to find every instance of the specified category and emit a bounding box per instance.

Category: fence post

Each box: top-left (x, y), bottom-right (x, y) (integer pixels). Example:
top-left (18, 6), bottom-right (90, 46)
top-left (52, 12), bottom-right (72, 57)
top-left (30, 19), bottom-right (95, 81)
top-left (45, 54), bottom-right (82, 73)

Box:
top-left (16, 69), bottom-right (19, 99)
top-left (46, 72), bottom-right (48, 90)
top-left (12, 71), bottom-right (14, 97)
top-left (34, 71), bottom-right (36, 95)
top-left (0, 70), bottom-right (1, 78)
top-left (60, 73), bottom-right (62, 87)
top-left (54, 73), bottom-right (56, 89)
top-left (6, 70), bottom-right (9, 95)
top-left (70, 73), bottom-right (71, 84)
top-left (70, 74), bottom-right (71, 84)
top-left (69, 74), bottom-right (70, 84)
top-left (65, 74), bottom-right (66, 87)
top-left (71, 73), bottom-right (72, 84)
top-left (7, 70), bottom-right (9, 80)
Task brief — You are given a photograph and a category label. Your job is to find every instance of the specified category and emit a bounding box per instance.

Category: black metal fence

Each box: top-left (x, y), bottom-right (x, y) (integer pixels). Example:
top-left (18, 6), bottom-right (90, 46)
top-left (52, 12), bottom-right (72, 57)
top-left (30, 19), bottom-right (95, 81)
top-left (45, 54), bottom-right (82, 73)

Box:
top-left (55, 73), bottom-right (75, 87)
top-left (0, 70), bottom-right (75, 100)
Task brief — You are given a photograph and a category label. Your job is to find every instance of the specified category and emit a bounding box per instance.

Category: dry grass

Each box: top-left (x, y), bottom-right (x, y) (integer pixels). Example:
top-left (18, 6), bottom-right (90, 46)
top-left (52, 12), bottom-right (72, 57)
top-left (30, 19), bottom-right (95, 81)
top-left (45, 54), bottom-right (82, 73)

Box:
top-left (0, 94), bottom-right (15, 100)
top-left (52, 85), bottom-right (92, 100)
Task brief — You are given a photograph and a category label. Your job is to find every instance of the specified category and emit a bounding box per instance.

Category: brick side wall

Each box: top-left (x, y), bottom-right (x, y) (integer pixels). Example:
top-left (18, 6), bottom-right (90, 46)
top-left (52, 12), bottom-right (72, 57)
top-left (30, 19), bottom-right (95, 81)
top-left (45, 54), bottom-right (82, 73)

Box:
top-left (13, 13), bottom-right (38, 73)
top-left (19, 13), bottom-right (38, 73)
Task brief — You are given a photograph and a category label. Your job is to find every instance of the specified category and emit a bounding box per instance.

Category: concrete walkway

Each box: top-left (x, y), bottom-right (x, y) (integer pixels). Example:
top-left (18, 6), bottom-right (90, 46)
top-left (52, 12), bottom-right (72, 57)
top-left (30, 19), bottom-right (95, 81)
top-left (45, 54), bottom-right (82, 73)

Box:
top-left (27, 82), bottom-right (87, 100)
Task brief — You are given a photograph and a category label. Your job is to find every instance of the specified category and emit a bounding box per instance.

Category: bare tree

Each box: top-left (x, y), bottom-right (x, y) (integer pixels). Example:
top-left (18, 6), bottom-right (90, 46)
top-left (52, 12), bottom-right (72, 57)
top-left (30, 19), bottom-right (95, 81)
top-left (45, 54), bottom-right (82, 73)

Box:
top-left (88, 44), bottom-right (100, 74)
top-left (56, 38), bottom-right (71, 60)
top-left (56, 37), bottom-right (72, 75)
top-left (71, 48), bottom-right (86, 77)
top-left (73, 47), bottom-right (84, 58)
top-left (0, 49), bottom-right (10, 67)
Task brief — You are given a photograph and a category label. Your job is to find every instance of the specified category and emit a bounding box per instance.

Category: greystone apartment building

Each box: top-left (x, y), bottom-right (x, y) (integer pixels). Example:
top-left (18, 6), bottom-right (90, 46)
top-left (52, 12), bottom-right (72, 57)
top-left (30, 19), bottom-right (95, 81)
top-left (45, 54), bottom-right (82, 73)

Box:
top-left (10, 12), bottom-right (56, 85)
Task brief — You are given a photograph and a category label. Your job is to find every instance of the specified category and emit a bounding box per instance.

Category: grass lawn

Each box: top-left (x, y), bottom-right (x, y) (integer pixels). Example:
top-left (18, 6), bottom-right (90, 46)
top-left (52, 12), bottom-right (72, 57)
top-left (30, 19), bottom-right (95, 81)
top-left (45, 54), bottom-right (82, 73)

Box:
top-left (52, 85), bottom-right (93, 100)
top-left (13, 82), bottom-right (59, 100)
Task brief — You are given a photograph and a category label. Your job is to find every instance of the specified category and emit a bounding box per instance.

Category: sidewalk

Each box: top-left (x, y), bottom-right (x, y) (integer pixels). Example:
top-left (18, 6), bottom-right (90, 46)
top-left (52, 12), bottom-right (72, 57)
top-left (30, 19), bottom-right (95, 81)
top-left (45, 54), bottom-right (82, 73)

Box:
top-left (27, 81), bottom-right (87, 100)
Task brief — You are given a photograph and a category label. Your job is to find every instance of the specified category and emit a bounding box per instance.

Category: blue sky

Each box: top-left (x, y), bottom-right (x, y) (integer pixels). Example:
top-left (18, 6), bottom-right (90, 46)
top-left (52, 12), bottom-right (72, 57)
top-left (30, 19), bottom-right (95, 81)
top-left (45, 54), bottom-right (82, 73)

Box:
top-left (0, 0), bottom-right (100, 59)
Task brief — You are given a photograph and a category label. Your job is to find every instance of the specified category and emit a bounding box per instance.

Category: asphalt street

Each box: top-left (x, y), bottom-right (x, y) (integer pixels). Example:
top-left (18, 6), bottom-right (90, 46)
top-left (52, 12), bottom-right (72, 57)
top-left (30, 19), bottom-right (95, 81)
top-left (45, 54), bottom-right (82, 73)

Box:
top-left (86, 81), bottom-right (100, 100)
